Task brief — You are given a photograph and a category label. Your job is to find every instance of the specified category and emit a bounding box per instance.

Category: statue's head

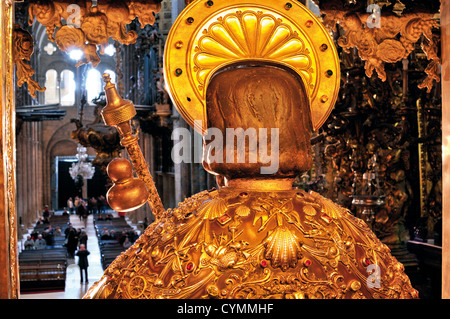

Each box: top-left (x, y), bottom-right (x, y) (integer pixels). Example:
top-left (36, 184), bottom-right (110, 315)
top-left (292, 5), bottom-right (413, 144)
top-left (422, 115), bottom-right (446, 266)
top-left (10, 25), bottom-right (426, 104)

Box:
top-left (163, 0), bottom-right (340, 188)
top-left (202, 62), bottom-right (313, 182)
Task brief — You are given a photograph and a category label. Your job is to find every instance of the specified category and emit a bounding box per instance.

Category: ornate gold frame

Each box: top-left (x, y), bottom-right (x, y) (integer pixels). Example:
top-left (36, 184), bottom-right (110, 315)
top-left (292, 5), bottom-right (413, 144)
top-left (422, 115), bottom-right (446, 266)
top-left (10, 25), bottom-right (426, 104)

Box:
top-left (0, 0), bottom-right (19, 299)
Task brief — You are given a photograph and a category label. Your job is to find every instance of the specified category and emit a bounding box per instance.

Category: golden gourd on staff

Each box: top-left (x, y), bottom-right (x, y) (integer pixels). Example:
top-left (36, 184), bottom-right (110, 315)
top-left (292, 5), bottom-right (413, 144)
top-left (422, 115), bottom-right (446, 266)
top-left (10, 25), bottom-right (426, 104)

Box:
top-left (84, 0), bottom-right (418, 299)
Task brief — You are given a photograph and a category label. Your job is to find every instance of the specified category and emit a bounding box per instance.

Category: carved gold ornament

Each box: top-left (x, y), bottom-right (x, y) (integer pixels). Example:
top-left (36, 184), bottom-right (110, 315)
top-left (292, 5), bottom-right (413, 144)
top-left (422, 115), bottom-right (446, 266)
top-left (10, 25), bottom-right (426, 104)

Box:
top-left (164, 0), bottom-right (340, 133)
top-left (12, 25), bottom-right (46, 98)
top-left (28, 0), bottom-right (162, 67)
top-left (101, 74), bottom-right (165, 218)
top-left (2, 1), bottom-right (20, 298)
top-left (321, 10), bottom-right (440, 92)
top-left (85, 188), bottom-right (418, 299)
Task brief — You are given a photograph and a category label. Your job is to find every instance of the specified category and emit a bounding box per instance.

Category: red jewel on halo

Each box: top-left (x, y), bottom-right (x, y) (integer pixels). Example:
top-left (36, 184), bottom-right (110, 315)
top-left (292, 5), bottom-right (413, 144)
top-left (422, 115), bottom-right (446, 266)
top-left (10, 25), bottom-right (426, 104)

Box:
top-left (304, 259), bottom-right (311, 267)
top-left (261, 260), bottom-right (268, 267)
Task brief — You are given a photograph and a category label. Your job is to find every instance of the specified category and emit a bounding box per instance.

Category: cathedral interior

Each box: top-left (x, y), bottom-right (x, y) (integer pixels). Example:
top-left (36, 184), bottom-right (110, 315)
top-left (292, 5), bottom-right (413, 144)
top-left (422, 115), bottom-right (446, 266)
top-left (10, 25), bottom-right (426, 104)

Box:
top-left (0, 0), bottom-right (448, 300)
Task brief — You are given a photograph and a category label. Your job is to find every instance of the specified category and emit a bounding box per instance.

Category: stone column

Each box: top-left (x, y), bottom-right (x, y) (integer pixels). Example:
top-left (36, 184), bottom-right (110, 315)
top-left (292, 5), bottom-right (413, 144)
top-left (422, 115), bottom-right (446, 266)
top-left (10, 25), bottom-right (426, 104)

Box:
top-left (25, 123), bottom-right (32, 220)
top-left (36, 121), bottom-right (43, 214)
top-left (21, 124), bottom-right (29, 228)
top-left (16, 127), bottom-right (24, 236)
top-left (34, 122), bottom-right (39, 217)
top-left (22, 128), bottom-right (28, 226)
top-left (32, 122), bottom-right (37, 217)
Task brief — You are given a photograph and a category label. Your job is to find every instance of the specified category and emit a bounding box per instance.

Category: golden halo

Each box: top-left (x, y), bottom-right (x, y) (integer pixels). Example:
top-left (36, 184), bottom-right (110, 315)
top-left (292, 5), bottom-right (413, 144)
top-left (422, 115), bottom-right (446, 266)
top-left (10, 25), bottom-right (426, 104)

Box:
top-left (164, 0), bottom-right (340, 133)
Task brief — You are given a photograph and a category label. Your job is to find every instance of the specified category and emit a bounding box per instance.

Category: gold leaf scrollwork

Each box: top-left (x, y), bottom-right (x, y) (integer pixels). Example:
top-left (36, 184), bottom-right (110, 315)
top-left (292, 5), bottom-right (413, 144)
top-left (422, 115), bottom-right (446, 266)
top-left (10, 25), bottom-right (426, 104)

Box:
top-left (28, 0), bottom-right (162, 68)
top-left (12, 25), bottom-right (46, 98)
top-left (84, 188), bottom-right (419, 299)
top-left (322, 10), bottom-right (440, 90)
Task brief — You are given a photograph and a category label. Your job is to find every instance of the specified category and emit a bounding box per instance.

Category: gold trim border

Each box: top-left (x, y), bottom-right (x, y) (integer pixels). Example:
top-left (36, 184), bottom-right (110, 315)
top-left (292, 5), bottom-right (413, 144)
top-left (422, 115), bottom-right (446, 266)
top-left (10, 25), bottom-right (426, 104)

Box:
top-left (1, 0), bottom-right (19, 299)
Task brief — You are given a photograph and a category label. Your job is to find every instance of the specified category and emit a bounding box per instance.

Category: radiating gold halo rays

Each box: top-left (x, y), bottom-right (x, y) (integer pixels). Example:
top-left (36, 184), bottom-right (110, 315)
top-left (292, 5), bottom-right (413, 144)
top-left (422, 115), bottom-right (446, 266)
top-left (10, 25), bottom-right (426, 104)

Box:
top-left (193, 11), bottom-right (313, 93)
top-left (164, 0), bottom-right (340, 133)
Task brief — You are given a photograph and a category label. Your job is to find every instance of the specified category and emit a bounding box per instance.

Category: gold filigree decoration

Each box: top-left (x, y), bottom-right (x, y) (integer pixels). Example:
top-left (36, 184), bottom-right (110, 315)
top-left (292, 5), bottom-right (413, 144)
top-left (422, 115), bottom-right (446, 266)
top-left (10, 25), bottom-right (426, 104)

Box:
top-left (84, 188), bottom-right (419, 299)
top-left (321, 10), bottom-right (440, 91)
top-left (5, 3), bottom-right (20, 299)
top-left (418, 33), bottom-right (441, 92)
top-left (12, 25), bottom-right (45, 98)
top-left (28, 0), bottom-right (162, 67)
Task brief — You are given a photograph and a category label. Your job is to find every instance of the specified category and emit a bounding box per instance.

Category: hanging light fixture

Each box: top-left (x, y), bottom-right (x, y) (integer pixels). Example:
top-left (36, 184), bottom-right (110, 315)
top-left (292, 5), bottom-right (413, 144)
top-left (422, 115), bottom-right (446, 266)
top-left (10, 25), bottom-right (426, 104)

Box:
top-left (69, 144), bottom-right (95, 180)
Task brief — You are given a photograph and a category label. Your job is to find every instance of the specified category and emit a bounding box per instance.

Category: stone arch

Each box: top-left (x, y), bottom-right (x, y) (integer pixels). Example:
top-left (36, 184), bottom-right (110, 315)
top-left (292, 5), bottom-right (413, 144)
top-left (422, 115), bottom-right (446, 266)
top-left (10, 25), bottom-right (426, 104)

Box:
top-left (43, 121), bottom-right (96, 208)
top-left (49, 139), bottom-right (77, 158)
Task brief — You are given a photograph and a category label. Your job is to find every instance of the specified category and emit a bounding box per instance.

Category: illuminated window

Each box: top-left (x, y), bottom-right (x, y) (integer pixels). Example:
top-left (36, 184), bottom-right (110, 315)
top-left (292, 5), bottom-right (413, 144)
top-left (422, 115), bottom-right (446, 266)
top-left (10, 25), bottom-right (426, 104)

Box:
top-left (86, 68), bottom-right (102, 104)
top-left (60, 70), bottom-right (76, 106)
top-left (44, 69), bottom-right (59, 104)
top-left (86, 68), bottom-right (116, 104)
top-left (103, 44), bottom-right (115, 56)
top-left (44, 67), bottom-right (116, 106)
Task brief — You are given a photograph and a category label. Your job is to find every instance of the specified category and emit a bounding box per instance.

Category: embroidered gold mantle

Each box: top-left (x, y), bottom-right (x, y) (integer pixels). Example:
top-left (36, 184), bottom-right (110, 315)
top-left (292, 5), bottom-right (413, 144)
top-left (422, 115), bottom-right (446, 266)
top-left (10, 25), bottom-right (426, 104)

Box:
top-left (85, 188), bottom-right (417, 299)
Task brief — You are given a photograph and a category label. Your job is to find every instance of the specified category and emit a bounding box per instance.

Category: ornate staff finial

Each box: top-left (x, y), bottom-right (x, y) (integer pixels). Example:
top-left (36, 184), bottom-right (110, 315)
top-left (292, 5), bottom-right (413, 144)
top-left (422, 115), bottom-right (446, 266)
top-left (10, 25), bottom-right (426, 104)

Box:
top-left (102, 72), bottom-right (111, 83)
top-left (100, 74), bottom-right (165, 217)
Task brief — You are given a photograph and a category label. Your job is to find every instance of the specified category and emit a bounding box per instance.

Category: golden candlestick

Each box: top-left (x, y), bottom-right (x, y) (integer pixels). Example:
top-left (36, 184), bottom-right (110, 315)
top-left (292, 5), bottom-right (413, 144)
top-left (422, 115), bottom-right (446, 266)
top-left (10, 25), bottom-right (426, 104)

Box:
top-left (101, 73), bottom-right (164, 218)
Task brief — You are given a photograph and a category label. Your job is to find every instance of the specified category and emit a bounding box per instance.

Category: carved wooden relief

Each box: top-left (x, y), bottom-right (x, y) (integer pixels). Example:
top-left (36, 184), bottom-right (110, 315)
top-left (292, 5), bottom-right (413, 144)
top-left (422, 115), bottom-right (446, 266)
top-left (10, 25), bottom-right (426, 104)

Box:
top-left (320, 3), bottom-right (440, 92)
top-left (28, 0), bottom-right (162, 67)
top-left (12, 25), bottom-right (45, 98)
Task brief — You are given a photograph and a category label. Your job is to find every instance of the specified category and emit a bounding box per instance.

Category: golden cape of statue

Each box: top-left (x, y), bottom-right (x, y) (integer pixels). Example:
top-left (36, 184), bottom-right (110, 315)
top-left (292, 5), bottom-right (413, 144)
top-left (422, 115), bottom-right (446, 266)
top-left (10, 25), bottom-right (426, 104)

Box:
top-left (84, 186), bottom-right (417, 299)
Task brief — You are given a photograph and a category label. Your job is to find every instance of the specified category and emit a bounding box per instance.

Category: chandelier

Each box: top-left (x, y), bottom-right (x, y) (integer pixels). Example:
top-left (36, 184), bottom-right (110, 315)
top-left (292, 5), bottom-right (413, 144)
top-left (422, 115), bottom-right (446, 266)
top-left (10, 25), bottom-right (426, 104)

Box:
top-left (69, 144), bottom-right (95, 180)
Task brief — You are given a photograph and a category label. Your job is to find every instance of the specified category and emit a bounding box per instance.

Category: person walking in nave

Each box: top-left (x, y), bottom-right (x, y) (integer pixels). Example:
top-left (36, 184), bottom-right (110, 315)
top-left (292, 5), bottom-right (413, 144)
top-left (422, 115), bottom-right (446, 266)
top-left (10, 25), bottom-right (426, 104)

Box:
top-left (65, 224), bottom-right (79, 258)
top-left (74, 196), bottom-right (80, 212)
top-left (89, 197), bottom-right (98, 214)
top-left (76, 244), bottom-right (90, 284)
top-left (77, 199), bottom-right (85, 221)
top-left (67, 197), bottom-right (74, 214)
top-left (79, 228), bottom-right (88, 248)
top-left (98, 195), bottom-right (107, 214)
top-left (78, 200), bottom-right (88, 228)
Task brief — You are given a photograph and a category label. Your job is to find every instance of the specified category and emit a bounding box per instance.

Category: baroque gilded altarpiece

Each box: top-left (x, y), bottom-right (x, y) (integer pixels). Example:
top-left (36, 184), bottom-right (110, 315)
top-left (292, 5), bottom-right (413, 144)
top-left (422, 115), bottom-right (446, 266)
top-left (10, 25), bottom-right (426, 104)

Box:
top-left (313, 0), bottom-right (442, 250)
